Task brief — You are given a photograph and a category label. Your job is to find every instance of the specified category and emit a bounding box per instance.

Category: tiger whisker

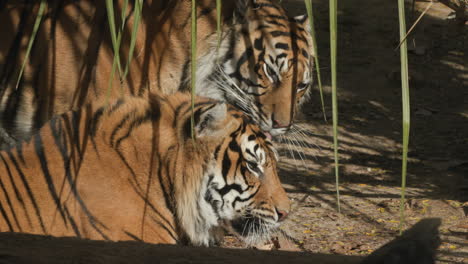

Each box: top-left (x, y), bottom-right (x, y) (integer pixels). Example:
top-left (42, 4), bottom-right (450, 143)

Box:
top-left (285, 135), bottom-right (307, 169)
top-left (288, 127), bottom-right (318, 162)
top-left (279, 134), bottom-right (299, 170)
top-left (291, 125), bottom-right (322, 152)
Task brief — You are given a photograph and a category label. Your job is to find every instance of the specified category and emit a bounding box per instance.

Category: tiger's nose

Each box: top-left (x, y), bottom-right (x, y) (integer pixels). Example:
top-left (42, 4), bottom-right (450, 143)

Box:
top-left (276, 208), bottom-right (289, 222)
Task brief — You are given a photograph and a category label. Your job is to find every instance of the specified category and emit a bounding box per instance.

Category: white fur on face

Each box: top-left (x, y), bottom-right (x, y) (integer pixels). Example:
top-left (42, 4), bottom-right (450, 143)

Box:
top-left (190, 132), bottom-right (276, 246)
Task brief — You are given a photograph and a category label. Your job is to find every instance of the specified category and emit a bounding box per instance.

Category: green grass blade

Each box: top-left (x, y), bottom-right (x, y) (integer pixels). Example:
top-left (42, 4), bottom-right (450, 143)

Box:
top-left (15, 0), bottom-right (46, 89)
top-left (191, 0), bottom-right (197, 141)
top-left (216, 0), bottom-right (222, 54)
top-left (121, 0), bottom-right (129, 32)
top-left (395, 1), bottom-right (433, 51)
top-left (304, 0), bottom-right (326, 122)
top-left (397, 0), bottom-right (411, 234)
top-left (330, 0), bottom-right (341, 213)
top-left (105, 51), bottom-right (119, 106)
top-left (123, 0), bottom-right (143, 81)
top-left (105, 0), bottom-right (123, 77)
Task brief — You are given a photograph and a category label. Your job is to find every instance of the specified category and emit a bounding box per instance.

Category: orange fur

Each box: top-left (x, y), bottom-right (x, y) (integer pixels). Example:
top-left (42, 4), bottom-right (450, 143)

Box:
top-left (0, 0), bottom-right (314, 147)
top-left (0, 92), bottom-right (290, 246)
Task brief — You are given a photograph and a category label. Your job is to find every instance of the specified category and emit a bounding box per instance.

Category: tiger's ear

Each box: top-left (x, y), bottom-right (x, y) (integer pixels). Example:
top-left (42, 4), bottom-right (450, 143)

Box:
top-left (194, 103), bottom-right (227, 138)
top-left (294, 14), bottom-right (310, 32)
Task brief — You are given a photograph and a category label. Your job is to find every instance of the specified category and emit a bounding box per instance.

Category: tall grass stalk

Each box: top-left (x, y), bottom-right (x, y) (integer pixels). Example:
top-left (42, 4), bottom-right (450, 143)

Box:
top-left (105, 0), bottom-right (123, 76)
top-left (123, 0), bottom-right (143, 80)
top-left (105, 50), bottom-right (120, 105)
top-left (191, 0), bottom-right (197, 141)
top-left (304, 0), bottom-right (326, 122)
top-left (15, 0), bottom-right (46, 89)
top-left (120, 0), bottom-right (129, 33)
top-left (397, 0), bottom-right (411, 234)
top-left (329, 0), bottom-right (341, 213)
top-left (395, 1), bottom-right (433, 50)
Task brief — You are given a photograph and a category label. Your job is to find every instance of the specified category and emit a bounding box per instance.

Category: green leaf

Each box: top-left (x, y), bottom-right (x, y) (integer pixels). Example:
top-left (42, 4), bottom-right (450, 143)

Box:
top-left (191, 0), bottom-right (197, 142)
top-left (329, 0), bottom-right (341, 213)
top-left (304, 0), bottom-right (326, 122)
top-left (105, 0), bottom-right (123, 77)
top-left (16, 0), bottom-right (47, 89)
top-left (123, 0), bottom-right (143, 81)
top-left (397, 0), bottom-right (411, 234)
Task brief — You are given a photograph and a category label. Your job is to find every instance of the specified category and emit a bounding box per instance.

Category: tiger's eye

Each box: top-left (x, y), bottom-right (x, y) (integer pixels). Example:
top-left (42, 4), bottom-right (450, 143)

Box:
top-left (297, 82), bottom-right (309, 91)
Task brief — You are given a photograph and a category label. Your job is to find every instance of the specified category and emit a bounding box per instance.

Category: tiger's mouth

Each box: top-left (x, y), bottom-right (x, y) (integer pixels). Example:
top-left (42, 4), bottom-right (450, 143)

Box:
top-left (268, 127), bottom-right (290, 137)
top-left (229, 214), bottom-right (279, 244)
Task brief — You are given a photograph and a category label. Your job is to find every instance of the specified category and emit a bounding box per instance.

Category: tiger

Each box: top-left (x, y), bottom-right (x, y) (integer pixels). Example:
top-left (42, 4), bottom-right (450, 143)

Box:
top-left (0, 0), bottom-right (314, 148)
top-left (0, 92), bottom-right (290, 246)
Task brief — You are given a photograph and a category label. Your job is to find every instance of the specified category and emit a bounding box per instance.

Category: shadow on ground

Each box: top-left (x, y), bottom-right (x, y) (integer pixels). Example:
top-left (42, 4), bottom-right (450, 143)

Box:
top-left (260, 0), bottom-right (467, 263)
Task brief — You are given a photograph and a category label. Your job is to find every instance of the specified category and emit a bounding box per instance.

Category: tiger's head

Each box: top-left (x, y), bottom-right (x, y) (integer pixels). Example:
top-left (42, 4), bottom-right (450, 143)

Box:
top-left (169, 95), bottom-right (290, 246)
top-left (198, 0), bottom-right (314, 137)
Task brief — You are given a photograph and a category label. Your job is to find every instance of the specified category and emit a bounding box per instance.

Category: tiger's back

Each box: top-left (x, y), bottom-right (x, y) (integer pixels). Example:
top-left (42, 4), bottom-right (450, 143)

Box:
top-left (0, 92), bottom-right (290, 245)
top-left (0, 0), bottom-right (314, 147)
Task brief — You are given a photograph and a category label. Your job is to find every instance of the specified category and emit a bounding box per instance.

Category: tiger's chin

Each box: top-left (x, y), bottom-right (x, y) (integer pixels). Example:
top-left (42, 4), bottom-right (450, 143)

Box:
top-left (229, 216), bottom-right (279, 246)
top-left (268, 127), bottom-right (290, 137)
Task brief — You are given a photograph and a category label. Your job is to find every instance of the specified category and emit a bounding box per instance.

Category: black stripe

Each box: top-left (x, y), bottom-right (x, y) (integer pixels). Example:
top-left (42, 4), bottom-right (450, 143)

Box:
top-left (177, 60), bottom-right (191, 92)
top-left (172, 101), bottom-right (189, 128)
top-left (89, 107), bottom-right (105, 138)
top-left (181, 101), bottom-right (216, 119)
top-left (275, 43), bottom-right (289, 50)
top-left (33, 134), bottom-right (68, 227)
top-left (254, 37), bottom-right (263, 50)
top-left (4, 149), bottom-right (46, 233)
top-left (257, 25), bottom-right (271, 30)
top-left (246, 149), bottom-right (256, 159)
top-left (269, 30), bottom-right (307, 42)
top-left (265, 15), bottom-right (288, 21)
top-left (213, 145), bottom-right (222, 160)
top-left (55, 114), bottom-right (110, 239)
top-left (0, 201), bottom-right (13, 231)
top-left (115, 109), bottom-right (158, 149)
top-left (265, 20), bottom-right (286, 28)
top-left (232, 186), bottom-right (260, 208)
top-left (15, 143), bottom-right (26, 165)
top-left (108, 99), bottom-right (125, 114)
top-left (89, 99), bottom-right (125, 139)
top-left (49, 115), bottom-right (81, 237)
top-left (221, 150), bottom-right (231, 180)
top-left (109, 110), bottom-right (137, 148)
top-left (0, 165), bottom-right (22, 231)
top-left (217, 183), bottom-right (243, 196)
top-left (235, 47), bottom-right (254, 72)
top-left (276, 53), bottom-right (288, 59)
top-left (63, 206), bottom-right (81, 237)
top-left (269, 31), bottom-right (289, 37)
top-left (228, 139), bottom-right (241, 152)
top-left (124, 230), bottom-right (144, 242)
top-left (253, 144), bottom-right (259, 152)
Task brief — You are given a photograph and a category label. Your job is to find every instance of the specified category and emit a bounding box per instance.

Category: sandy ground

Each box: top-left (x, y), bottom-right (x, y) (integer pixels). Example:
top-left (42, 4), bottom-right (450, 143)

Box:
top-left (222, 0), bottom-right (467, 263)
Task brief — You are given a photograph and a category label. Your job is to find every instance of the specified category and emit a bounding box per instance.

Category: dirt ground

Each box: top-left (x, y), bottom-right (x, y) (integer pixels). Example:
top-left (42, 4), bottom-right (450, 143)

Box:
top-left (222, 0), bottom-right (467, 263)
